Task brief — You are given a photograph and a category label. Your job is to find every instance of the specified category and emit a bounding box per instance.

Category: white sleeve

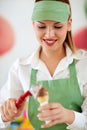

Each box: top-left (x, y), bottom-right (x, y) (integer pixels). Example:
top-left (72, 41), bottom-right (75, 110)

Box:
top-left (0, 113), bottom-right (10, 129)
top-left (67, 111), bottom-right (86, 130)
top-left (0, 59), bottom-right (24, 128)
top-left (7, 59), bottom-right (24, 98)
top-left (67, 82), bottom-right (87, 130)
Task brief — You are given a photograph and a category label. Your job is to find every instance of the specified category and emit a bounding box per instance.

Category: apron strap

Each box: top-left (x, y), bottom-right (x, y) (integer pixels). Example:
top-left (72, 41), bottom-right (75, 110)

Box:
top-left (30, 68), bottom-right (37, 86)
top-left (69, 60), bottom-right (77, 78)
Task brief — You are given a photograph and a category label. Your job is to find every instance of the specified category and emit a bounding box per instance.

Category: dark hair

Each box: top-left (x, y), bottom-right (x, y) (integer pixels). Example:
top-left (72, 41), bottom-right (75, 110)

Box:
top-left (35, 0), bottom-right (70, 4)
top-left (34, 0), bottom-right (76, 53)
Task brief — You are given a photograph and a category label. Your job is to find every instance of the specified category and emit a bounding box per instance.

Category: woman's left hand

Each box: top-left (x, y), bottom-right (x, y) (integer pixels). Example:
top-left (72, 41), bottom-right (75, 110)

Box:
top-left (37, 103), bottom-right (75, 128)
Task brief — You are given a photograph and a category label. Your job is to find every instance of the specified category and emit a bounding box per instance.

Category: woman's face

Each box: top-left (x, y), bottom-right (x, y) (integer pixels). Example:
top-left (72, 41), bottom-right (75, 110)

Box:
top-left (33, 19), bottom-right (72, 52)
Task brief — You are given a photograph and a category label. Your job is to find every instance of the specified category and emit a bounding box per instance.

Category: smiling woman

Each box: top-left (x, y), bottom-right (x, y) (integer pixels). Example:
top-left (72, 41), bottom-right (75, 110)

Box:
top-left (0, 0), bottom-right (87, 130)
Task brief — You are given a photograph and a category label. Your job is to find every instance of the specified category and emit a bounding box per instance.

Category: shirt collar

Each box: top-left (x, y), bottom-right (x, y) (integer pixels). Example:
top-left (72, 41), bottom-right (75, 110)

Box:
top-left (19, 46), bottom-right (41, 68)
top-left (19, 45), bottom-right (87, 68)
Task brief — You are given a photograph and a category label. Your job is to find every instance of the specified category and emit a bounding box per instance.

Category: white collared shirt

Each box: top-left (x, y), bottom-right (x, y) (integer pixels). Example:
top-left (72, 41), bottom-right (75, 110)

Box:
top-left (0, 45), bottom-right (87, 130)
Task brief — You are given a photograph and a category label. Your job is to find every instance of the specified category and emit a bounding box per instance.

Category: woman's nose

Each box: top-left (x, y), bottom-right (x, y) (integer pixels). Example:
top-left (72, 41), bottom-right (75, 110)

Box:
top-left (45, 28), bottom-right (55, 38)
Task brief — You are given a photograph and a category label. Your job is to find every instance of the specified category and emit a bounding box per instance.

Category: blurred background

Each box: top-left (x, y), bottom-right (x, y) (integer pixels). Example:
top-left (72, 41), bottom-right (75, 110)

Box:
top-left (0, 0), bottom-right (87, 130)
top-left (0, 0), bottom-right (87, 89)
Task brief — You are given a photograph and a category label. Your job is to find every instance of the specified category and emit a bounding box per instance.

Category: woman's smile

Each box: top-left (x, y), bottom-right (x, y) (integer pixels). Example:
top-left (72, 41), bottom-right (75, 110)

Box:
top-left (43, 39), bottom-right (57, 46)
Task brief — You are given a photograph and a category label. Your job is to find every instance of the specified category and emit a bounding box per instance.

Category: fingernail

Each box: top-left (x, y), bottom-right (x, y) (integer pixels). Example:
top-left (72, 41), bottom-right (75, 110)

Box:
top-left (38, 108), bottom-right (40, 110)
top-left (14, 110), bottom-right (17, 113)
top-left (41, 125), bottom-right (44, 128)
top-left (38, 107), bottom-right (41, 110)
top-left (37, 114), bottom-right (39, 117)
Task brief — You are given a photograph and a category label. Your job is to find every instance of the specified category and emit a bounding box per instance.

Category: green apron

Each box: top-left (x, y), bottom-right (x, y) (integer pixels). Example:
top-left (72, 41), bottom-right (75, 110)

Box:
top-left (28, 61), bottom-right (83, 130)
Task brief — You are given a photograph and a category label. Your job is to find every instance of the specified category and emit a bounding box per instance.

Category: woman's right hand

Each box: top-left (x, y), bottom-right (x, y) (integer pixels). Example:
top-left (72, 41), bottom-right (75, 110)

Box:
top-left (0, 98), bottom-right (25, 122)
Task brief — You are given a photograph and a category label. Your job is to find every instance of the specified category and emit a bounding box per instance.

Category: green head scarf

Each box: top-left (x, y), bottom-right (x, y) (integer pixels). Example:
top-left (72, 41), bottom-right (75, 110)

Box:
top-left (32, 0), bottom-right (70, 22)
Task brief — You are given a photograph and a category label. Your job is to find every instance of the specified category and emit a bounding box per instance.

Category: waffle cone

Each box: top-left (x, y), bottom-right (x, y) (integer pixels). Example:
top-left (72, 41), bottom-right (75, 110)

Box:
top-left (37, 95), bottom-right (49, 103)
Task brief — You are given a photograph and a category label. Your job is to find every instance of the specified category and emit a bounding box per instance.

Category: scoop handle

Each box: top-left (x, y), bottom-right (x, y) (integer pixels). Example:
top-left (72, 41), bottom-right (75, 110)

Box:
top-left (16, 91), bottom-right (32, 108)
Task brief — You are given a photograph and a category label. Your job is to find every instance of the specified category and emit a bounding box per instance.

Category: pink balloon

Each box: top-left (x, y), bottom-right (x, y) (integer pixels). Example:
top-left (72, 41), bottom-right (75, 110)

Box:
top-left (73, 27), bottom-right (87, 50)
top-left (0, 16), bottom-right (15, 55)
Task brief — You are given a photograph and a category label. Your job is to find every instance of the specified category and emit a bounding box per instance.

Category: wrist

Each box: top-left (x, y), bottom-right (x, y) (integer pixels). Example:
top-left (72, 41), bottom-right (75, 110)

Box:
top-left (0, 112), bottom-right (10, 128)
top-left (65, 109), bottom-right (75, 125)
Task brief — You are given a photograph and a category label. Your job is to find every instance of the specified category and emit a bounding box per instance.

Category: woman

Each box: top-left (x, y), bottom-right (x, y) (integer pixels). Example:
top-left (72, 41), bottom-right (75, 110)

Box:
top-left (0, 0), bottom-right (87, 130)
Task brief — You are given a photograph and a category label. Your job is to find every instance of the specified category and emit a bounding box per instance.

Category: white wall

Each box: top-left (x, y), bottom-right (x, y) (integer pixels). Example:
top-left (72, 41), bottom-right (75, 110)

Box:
top-left (70, 0), bottom-right (86, 32)
top-left (0, 0), bottom-right (38, 88)
top-left (0, 0), bottom-right (86, 88)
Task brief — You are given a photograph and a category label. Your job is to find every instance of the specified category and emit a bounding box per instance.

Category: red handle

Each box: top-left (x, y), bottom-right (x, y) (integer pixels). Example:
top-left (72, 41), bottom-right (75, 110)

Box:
top-left (16, 91), bottom-right (32, 109)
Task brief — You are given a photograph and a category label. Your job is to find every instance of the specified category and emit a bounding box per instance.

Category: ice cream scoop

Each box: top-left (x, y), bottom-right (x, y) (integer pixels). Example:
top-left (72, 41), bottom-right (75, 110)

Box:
top-left (16, 91), bottom-right (32, 109)
top-left (16, 85), bottom-right (49, 108)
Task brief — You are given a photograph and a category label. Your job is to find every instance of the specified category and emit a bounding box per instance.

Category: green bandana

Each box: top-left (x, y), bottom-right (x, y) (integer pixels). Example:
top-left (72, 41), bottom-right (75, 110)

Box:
top-left (32, 1), bottom-right (70, 22)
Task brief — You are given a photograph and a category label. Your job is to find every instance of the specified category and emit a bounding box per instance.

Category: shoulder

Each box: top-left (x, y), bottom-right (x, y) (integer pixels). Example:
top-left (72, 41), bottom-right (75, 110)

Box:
top-left (18, 47), bottom-right (40, 66)
top-left (74, 49), bottom-right (87, 59)
top-left (74, 49), bottom-right (87, 67)
top-left (10, 46), bottom-right (41, 71)
top-left (74, 49), bottom-right (87, 83)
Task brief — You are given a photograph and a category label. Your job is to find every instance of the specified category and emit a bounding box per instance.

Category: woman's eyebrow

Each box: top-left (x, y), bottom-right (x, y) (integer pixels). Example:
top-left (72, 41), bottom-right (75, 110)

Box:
top-left (37, 21), bottom-right (45, 24)
top-left (37, 21), bottom-right (61, 25)
top-left (54, 22), bottom-right (61, 25)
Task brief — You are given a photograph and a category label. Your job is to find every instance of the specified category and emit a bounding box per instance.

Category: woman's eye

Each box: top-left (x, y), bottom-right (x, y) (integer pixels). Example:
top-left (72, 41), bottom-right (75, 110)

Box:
top-left (54, 26), bottom-right (63, 29)
top-left (38, 26), bottom-right (46, 29)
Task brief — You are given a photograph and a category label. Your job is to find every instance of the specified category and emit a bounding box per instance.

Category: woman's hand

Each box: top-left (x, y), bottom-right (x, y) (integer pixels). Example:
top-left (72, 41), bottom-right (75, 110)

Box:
top-left (0, 98), bottom-right (25, 122)
top-left (37, 103), bottom-right (75, 128)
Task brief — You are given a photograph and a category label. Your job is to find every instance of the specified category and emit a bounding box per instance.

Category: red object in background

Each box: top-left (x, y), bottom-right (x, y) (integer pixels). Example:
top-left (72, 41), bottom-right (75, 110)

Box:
top-left (0, 16), bottom-right (15, 55)
top-left (16, 91), bottom-right (32, 109)
top-left (23, 109), bottom-right (27, 119)
top-left (73, 27), bottom-right (87, 50)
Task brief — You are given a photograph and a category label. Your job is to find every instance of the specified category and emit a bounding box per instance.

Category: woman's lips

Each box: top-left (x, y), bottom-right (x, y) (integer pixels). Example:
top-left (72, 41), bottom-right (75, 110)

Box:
top-left (43, 39), bottom-right (57, 46)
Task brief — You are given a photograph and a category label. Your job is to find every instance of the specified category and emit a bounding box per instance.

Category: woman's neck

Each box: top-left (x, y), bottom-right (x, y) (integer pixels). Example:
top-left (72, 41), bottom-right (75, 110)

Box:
top-left (39, 47), bottom-right (66, 76)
